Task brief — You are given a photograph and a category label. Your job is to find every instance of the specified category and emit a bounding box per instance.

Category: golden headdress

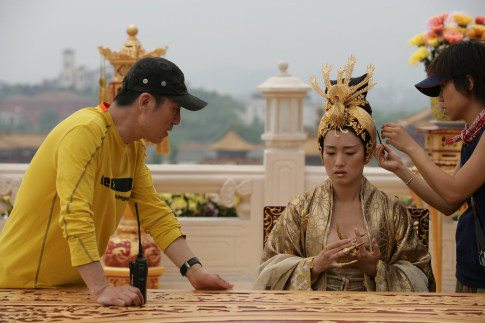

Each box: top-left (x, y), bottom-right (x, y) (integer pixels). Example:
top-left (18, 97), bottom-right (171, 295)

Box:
top-left (310, 55), bottom-right (377, 164)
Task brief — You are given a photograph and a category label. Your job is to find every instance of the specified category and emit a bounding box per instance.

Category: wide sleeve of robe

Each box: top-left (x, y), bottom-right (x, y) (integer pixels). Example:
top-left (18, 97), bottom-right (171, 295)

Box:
top-left (252, 190), bottom-right (314, 290)
top-left (364, 182), bottom-right (436, 292)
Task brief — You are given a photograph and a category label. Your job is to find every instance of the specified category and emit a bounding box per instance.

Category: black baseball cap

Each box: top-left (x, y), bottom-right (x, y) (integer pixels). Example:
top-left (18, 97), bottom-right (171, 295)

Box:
top-left (415, 74), bottom-right (450, 97)
top-left (122, 57), bottom-right (207, 111)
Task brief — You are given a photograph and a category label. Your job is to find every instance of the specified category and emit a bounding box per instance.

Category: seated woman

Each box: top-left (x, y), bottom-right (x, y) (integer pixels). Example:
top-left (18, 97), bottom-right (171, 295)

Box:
top-left (253, 56), bottom-right (435, 292)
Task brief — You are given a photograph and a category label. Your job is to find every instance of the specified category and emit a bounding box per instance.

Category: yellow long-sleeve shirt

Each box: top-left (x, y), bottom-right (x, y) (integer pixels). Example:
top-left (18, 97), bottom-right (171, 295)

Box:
top-left (0, 103), bottom-right (184, 288)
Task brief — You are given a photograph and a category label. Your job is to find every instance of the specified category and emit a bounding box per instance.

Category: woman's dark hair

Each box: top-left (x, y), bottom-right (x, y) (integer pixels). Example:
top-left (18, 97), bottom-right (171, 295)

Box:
top-left (428, 40), bottom-right (485, 103)
top-left (113, 89), bottom-right (166, 108)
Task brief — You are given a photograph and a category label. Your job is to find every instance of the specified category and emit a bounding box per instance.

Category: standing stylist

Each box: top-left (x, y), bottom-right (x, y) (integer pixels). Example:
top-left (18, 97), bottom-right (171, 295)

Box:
top-left (375, 40), bottom-right (485, 293)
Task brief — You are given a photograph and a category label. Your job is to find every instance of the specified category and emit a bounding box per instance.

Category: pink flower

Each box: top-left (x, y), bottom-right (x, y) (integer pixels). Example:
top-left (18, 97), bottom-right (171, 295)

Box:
top-left (428, 13), bottom-right (448, 26)
top-left (476, 15), bottom-right (485, 25)
top-left (444, 28), bottom-right (464, 44)
top-left (430, 24), bottom-right (444, 36)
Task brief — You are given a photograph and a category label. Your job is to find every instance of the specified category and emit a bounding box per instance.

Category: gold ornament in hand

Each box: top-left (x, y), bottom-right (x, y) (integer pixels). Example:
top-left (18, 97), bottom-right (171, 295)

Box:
top-left (338, 260), bottom-right (358, 268)
top-left (342, 242), bottom-right (364, 255)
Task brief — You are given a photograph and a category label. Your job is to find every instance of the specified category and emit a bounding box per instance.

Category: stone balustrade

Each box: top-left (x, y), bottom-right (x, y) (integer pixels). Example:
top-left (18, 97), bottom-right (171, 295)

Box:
top-left (2, 163), bottom-right (446, 290)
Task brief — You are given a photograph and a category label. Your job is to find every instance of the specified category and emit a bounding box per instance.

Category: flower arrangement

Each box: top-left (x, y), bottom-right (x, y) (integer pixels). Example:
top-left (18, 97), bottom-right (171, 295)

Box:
top-left (1, 196), bottom-right (12, 218)
top-left (159, 193), bottom-right (239, 217)
top-left (409, 12), bottom-right (485, 71)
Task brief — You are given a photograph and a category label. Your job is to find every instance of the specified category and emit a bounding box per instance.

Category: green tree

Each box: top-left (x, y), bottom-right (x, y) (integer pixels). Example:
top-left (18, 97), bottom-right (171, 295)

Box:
top-left (38, 110), bottom-right (59, 133)
top-left (169, 88), bottom-right (244, 145)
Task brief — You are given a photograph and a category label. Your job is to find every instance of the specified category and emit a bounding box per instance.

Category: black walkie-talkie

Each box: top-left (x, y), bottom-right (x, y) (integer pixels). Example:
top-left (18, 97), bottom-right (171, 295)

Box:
top-left (129, 203), bottom-right (148, 304)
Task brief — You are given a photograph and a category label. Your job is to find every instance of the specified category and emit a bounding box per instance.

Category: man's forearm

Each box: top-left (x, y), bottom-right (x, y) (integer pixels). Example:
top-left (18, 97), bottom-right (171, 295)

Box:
top-left (77, 261), bottom-right (110, 298)
top-left (164, 236), bottom-right (195, 268)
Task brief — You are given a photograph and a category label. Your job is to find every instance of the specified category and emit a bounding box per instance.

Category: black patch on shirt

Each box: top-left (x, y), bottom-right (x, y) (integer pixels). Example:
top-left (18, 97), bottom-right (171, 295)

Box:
top-left (100, 176), bottom-right (133, 192)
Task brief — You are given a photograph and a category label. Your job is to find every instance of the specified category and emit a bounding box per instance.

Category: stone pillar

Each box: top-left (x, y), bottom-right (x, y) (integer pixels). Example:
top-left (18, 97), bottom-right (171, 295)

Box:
top-left (258, 61), bottom-right (311, 206)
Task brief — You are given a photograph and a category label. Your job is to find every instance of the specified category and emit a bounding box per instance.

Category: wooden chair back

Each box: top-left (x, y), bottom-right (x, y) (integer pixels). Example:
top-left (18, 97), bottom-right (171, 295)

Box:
top-left (263, 206), bottom-right (429, 250)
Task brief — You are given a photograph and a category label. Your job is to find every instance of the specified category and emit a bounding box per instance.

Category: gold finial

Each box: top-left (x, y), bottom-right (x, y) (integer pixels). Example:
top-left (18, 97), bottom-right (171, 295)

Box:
top-left (127, 25), bottom-right (138, 37)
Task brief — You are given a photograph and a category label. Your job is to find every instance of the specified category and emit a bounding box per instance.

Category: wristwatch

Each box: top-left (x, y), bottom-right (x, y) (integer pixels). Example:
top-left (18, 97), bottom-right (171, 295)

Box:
top-left (180, 257), bottom-right (202, 277)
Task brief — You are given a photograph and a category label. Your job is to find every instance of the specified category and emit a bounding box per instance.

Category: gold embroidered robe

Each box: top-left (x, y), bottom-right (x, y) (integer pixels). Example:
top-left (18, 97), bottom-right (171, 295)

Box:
top-left (253, 176), bottom-right (436, 292)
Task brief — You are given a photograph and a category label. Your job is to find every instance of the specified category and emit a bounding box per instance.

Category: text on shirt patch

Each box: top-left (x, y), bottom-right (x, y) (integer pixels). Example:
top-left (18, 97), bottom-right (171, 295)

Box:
top-left (100, 175), bottom-right (133, 193)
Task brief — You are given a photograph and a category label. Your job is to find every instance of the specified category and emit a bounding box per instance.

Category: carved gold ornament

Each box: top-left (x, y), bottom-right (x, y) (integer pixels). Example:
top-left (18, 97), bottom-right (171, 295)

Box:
top-left (311, 55), bottom-right (377, 164)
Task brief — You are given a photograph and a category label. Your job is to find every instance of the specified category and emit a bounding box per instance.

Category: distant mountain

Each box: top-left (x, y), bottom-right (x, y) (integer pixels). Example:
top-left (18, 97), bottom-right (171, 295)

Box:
top-left (187, 66), bottom-right (431, 114)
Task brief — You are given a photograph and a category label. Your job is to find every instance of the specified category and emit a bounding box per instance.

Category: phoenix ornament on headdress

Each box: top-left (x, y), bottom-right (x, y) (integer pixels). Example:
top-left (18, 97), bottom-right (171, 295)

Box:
top-left (310, 55), bottom-right (377, 164)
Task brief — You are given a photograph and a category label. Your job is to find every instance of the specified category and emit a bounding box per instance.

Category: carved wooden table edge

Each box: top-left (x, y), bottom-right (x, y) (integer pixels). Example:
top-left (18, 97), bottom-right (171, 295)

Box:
top-left (1, 289), bottom-right (485, 323)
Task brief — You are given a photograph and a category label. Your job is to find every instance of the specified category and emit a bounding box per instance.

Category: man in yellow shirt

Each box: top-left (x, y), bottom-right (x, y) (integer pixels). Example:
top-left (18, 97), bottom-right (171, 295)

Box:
top-left (0, 57), bottom-right (233, 305)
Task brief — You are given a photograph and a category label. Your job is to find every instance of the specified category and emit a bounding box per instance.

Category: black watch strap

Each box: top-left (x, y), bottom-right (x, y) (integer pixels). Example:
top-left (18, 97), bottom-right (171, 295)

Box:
top-left (180, 257), bottom-right (202, 277)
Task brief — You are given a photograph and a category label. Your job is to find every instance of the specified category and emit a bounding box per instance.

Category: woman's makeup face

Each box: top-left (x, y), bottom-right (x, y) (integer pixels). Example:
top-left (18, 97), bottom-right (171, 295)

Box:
top-left (323, 130), bottom-right (365, 185)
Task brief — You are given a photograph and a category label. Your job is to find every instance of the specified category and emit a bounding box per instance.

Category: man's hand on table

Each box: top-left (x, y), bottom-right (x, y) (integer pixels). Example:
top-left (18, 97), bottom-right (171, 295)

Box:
top-left (77, 261), bottom-right (144, 306)
top-left (94, 284), bottom-right (144, 306)
top-left (164, 237), bottom-right (234, 290)
top-left (185, 264), bottom-right (234, 290)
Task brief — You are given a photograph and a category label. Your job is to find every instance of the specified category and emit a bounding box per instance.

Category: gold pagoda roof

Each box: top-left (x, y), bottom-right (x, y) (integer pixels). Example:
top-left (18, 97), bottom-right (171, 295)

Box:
top-left (299, 134), bottom-right (320, 156)
top-left (210, 129), bottom-right (255, 151)
top-left (98, 25), bottom-right (167, 63)
top-left (395, 108), bottom-right (434, 128)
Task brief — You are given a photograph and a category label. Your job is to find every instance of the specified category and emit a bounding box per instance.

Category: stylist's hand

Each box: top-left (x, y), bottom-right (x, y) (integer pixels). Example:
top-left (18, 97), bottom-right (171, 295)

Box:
top-left (312, 239), bottom-right (353, 277)
top-left (95, 284), bottom-right (144, 306)
top-left (381, 123), bottom-right (420, 154)
top-left (375, 143), bottom-right (404, 173)
top-left (186, 265), bottom-right (234, 290)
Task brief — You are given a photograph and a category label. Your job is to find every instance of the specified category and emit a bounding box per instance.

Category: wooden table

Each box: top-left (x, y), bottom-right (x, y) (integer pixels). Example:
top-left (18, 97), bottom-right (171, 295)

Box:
top-left (1, 289), bottom-right (485, 322)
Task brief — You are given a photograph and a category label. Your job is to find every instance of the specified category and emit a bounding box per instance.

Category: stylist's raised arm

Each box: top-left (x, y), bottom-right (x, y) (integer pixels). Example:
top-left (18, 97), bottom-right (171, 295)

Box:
top-left (377, 40), bottom-right (485, 294)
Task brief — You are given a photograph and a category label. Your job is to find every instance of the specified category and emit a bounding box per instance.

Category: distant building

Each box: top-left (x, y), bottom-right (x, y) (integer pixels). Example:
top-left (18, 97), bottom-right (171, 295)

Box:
top-left (237, 93), bottom-right (320, 129)
top-left (236, 93), bottom-right (266, 125)
top-left (1, 91), bottom-right (94, 125)
top-left (58, 49), bottom-right (111, 92)
top-left (0, 133), bottom-right (47, 163)
top-left (395, 108), bottom-right (434, 148)
top-left (299, 133), bottom-right (321, 166)
top-left (176, 128), bottom-right (264, 165)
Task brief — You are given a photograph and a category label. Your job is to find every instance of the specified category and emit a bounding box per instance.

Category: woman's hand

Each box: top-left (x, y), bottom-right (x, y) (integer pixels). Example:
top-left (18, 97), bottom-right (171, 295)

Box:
top-left (380, 123), bottom-right (420, 155)
top-left (375, 143), bottom-right (405, 173)
top-left (312, 239), bottom-right (353, 278)
top-left (347, 228), bottom-right (380, 277)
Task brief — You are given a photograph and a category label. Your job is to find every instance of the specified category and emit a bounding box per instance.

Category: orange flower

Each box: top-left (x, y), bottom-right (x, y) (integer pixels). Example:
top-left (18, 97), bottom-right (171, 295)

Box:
top-left (429, 13), bottom-right (448, 26)
top-left (430, 24), bottom-right (444, 36)
top-left (443, 28), bottom-right (464, 44)
top-left (476, 15), bottom-right (485, 25)
top-left (423, 30), bottom-right (438, 45)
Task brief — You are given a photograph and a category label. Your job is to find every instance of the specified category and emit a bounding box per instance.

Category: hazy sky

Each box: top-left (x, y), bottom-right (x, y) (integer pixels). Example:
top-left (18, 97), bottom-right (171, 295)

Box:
top-left (1, 0), bottom-right (484, 96)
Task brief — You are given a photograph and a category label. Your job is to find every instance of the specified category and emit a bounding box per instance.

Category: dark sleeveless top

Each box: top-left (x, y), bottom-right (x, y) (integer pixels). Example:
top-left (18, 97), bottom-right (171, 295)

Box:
top-left (456, 126), bottom-right (485, 288)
